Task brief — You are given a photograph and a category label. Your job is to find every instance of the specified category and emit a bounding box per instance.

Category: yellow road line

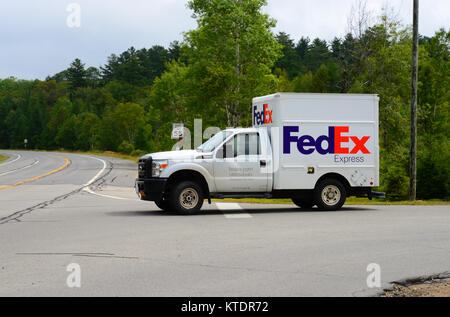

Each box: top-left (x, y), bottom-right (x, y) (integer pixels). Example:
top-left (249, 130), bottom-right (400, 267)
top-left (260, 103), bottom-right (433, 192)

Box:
top-left (0, 156), bottom-right (71, 191)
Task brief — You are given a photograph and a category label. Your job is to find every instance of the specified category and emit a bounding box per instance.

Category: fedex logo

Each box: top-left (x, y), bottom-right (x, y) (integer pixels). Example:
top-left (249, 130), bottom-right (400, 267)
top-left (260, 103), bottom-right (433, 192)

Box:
top-left (254, 104), bottom-right (273, 125)
top-left (283, 126), bottom-right (371, 155)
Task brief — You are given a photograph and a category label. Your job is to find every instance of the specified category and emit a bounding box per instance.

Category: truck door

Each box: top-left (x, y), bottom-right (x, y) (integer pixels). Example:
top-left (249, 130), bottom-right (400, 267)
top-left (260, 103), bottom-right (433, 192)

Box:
top-left (213, 132), bottom-right (269, 192)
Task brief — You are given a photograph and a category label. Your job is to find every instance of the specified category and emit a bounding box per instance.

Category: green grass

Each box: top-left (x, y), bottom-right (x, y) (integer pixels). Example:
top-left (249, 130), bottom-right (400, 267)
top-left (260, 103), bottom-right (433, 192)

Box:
top-left (65, 150), bottom-right (140, 162)
top-left (0, 154), bottom-right (9, 163)
top-left (214, 197), bottom-right (449, 206)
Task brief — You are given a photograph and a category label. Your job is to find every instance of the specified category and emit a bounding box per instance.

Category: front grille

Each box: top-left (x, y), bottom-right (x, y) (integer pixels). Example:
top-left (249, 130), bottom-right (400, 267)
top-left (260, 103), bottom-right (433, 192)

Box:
top-left (138, 156), bottom-right (152, 178)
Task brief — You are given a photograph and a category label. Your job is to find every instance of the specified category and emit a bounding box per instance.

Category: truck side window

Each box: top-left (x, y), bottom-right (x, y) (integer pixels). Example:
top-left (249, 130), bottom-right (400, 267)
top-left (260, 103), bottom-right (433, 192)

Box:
top-left (247, 133), bottom-right (261, 156)
top-left (235, 134), bottom-right (246, 157)
top-left (221, 133), bottom-right (261, 158)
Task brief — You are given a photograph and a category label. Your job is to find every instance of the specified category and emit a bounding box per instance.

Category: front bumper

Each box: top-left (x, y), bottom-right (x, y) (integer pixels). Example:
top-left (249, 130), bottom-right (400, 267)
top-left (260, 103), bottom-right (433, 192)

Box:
top-left (135, 178), bottom-right (168, 201)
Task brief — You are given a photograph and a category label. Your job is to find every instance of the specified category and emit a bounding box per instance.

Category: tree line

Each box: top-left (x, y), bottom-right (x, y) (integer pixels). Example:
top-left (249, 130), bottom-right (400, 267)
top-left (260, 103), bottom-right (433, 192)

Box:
top-left (0, 0), bottom-right (448, 200)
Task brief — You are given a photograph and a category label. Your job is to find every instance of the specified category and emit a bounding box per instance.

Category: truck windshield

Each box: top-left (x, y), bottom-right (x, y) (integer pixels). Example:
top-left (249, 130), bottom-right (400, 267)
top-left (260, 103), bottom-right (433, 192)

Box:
top-left (197, 131), bottom-right (231, 152)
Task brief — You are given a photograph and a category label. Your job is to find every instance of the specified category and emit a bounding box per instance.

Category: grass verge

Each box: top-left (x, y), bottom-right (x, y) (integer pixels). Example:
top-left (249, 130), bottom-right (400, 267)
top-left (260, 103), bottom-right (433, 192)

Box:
top-left (213, 197), bottom-right (449, 206)
top-left (0, 154), bottom-right (9, 163)
top-left (65, 150), bottom-right (140, 162)
top-left (15, 149), bottom-right (141, 162)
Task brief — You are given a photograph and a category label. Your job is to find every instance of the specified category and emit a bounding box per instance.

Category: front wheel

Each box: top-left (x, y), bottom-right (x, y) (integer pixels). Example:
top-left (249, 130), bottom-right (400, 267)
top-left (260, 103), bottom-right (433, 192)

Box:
top-left (169, 181), bottom-right (204, 215)
top-left (155, 199), bottom-right (170, 211)
top-left (314, 179), bottom-right (347, 211)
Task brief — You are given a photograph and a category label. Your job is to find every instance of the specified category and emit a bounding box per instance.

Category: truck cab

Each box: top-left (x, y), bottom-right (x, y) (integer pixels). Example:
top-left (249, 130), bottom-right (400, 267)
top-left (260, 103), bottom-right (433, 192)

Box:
top-left (136, 127), bottom-right (273, 214)
top-left (136, 93), bottom-right (382, 214)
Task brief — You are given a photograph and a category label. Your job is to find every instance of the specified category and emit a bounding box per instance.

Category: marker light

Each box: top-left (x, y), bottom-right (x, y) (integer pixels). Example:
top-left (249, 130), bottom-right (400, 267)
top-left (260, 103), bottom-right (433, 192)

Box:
top-left (152, 160), bottom-right (169, 177)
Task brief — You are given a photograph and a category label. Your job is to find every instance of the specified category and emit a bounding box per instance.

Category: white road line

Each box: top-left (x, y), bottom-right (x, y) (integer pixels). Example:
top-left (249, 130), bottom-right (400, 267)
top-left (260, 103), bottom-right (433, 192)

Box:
top-left (0, 160), bottom-right (39, 177)
top-left (215, 202), bottom-right (253, 218)
top-left (84, 187), bottom-right (132, 200)
top-left (0, 154), bottom-right (21, 167)
top-left (83, 156), bottom-right (107, 187)
top-left (82, 156), bottom-right (140, 201)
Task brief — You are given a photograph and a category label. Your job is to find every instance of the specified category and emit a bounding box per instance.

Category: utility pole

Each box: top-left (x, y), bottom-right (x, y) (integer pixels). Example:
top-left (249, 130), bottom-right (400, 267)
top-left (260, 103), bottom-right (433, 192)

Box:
top-left (409, 0), bottom-right (419, 201)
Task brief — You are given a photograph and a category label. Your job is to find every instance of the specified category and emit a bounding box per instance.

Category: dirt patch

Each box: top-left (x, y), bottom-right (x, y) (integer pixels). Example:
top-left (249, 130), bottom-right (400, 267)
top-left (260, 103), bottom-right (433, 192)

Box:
top-left (382, 272), bottom-right (450, 297)
top-left (383, 282), bottom-right (450, 297)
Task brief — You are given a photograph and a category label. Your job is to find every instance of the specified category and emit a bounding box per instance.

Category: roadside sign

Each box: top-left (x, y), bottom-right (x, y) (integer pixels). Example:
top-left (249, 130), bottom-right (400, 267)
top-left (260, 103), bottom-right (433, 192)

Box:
top-left (171, 123), bottom-right (184, 139)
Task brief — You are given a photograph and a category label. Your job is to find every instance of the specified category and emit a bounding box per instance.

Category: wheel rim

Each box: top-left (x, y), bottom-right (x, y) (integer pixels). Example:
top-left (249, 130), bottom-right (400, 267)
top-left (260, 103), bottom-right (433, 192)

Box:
top-left (321, 185), bottom-right (341, 206)
top-left (179, 188), bottom-right (199, 210)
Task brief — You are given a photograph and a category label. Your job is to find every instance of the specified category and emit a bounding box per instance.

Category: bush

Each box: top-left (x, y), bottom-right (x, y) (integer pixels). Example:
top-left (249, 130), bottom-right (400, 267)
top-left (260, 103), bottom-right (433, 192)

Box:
top-left (117, 141), bottom-right (134, 155)
top-left (417, 151), bottom-right (450, 200)
top-left (384, 165), bottom-right (409, 201)
top-left (130, 149), bottom-right (147, 157)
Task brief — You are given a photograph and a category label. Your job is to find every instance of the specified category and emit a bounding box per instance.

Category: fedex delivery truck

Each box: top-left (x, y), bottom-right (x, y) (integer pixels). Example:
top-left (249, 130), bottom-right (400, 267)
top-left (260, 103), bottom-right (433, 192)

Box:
top-left (136, 93), bottom-right (381, 214)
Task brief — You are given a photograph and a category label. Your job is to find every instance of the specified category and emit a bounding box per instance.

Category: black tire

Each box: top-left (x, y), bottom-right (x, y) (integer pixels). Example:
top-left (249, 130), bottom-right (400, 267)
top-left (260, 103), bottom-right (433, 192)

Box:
top-left (314, 179), bottom-right (347, 211)
top-left (291, 197), bottom-right (314, 209)
top-left (169, 181), bottom-right (204, 215)
top-left (155, 199), bottom-right (170, 211)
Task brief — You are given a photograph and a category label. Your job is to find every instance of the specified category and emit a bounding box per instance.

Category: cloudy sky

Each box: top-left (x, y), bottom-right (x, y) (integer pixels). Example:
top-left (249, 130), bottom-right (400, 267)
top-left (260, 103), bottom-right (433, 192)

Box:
top-left (1, 0), bottom-right (448, 80)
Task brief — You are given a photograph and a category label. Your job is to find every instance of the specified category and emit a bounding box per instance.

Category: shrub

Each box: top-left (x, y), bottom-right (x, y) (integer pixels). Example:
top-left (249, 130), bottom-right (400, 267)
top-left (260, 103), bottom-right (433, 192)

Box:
top-left (117, 141), bottom-right (134, 155)
top-left (130, 149), bottom-right (147, 157)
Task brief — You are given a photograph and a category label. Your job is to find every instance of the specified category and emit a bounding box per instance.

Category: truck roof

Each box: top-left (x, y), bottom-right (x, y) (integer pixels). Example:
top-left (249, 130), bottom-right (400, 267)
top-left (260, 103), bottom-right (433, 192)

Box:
top-left (225, 127), bottom-right (261, 134)
top-left (253, 92), bottom-right (379, 104)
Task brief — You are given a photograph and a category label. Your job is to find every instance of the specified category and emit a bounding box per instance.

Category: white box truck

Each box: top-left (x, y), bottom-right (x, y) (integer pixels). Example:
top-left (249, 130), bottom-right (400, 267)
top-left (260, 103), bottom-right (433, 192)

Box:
top-left (136, 93), bottom-right (382, 214)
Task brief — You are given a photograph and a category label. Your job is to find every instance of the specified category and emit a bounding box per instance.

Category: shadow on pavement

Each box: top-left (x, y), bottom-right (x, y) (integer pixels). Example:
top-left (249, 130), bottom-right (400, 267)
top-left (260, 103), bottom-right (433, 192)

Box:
top-left (106, 205), bottom-right (377, 217)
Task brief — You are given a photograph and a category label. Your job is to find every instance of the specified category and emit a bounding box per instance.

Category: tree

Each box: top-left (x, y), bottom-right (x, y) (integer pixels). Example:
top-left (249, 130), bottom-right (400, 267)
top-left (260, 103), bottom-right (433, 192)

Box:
top-left (168, 41), bottom-right (182, 62)
top-left (76, 112), bottom-right (100, 150)
top-left (311, 65), bottom-right (330, 93)
top-left (112, 102), bottom-right (146, 145)
top-left (336, 33), bottom-right (358, 91)
top-left (347, 0), bottom-right (372, 39)
top-left (85, 67), bottom-right (101, 87)
top-left (185, 0), bottom-right (282, 127)
top-left (55, 115), bottom-right (78, 149)
top-left (296, 37), bottom-right (309, 57)
top-left (274, 32), bottom-right (298, 78)
top-left (42, 97), bottom-right (73, 149)
top-left (349, 16), bottom-right (413, 199)
top-left (67, 58), bottom-right (87, 93)
top-left (307, 38), bottom-right (330, 72)
top-left (148, 61), bottom-right (196, 151)
top-left (292, 72), bottom-right (313, 92)
top-left (416, 29), bottom-right (450, 200)
top-left (5, 109), bottom-right (29, 148)
top-left (101, 46), bottom-right (170, 86)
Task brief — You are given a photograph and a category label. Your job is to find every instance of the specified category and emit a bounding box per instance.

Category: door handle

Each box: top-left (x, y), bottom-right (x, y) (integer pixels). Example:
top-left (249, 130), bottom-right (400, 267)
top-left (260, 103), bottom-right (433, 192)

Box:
top-left (260, 160), bottom-right (267, 167)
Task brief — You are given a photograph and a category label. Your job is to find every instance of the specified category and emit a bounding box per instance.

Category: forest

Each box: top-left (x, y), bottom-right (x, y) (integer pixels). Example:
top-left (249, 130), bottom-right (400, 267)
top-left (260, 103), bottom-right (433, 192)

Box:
top-left (0, 0), bottom-right (448, 200)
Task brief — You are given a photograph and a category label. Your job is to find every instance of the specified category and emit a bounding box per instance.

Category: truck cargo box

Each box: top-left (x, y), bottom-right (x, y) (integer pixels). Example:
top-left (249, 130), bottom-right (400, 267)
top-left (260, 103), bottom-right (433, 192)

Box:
top-left (253, 93), bottom-right (380, 190)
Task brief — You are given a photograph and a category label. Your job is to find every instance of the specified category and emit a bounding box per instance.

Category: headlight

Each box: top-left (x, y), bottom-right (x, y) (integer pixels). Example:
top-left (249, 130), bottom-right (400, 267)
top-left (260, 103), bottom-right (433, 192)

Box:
top-left (152, 160), bottom-right (168, 177)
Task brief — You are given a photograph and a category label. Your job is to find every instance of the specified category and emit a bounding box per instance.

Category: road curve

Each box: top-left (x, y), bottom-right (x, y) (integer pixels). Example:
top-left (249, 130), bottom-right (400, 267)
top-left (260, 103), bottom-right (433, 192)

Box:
top-left (0, 150), bottom-right (449, 297)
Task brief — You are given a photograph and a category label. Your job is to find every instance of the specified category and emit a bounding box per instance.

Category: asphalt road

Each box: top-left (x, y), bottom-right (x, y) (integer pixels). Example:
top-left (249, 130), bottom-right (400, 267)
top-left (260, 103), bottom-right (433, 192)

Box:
top-left (0, 150), bottom-right (449, 297)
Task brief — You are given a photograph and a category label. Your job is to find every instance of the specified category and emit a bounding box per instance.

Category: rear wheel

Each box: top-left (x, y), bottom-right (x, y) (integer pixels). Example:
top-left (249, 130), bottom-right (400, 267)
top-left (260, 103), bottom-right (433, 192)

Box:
top-left (292, 197), bottom-right (314, 209)
top-left (314, 179), bottom-right (346, 211)
top-left (169, 181), bottom-right (204, 215)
